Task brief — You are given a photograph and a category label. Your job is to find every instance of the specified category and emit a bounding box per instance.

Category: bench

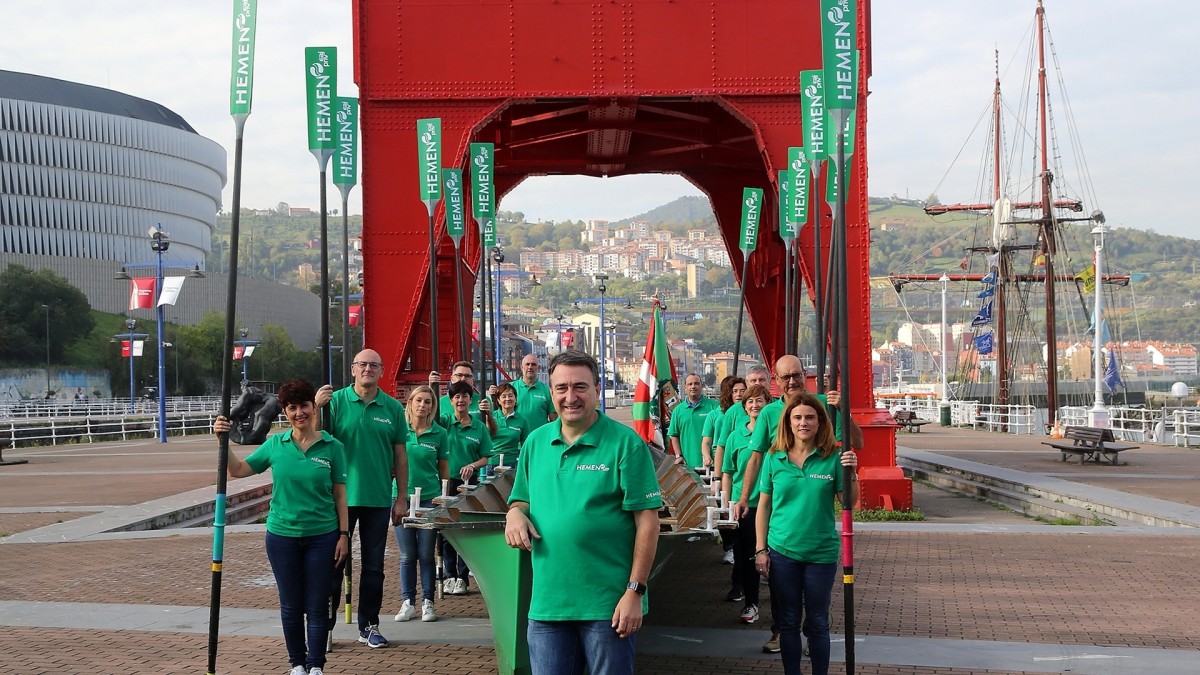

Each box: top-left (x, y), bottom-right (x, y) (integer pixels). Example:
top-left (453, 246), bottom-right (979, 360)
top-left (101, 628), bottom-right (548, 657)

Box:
top-left (893, 410), bottom-right (932, 432)
top-left (1041, 426), bottom-right (1139, 465)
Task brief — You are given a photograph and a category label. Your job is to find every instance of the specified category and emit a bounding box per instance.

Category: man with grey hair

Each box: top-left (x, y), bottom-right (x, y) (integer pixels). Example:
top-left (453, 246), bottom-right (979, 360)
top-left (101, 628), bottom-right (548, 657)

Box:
top-left (667, 373), bottom-right (720, 469)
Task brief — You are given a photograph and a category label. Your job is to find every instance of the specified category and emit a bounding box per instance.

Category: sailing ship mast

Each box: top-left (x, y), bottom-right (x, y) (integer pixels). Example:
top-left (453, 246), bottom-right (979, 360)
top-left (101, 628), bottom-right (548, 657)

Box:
top-left (890, 1), bottom-right (1122, 425)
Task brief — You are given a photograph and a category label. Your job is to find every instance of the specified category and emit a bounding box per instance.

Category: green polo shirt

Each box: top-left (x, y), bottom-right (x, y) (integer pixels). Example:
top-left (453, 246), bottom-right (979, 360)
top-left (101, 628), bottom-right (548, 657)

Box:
top-left (244, 430), bottom-right (346, 538)
top-left (718, 402), bottom-right (747, 448)
top-left (394, 424), bottom-right (449, 500)
top-left (514, 378), bottom-right (555, 431)
top-left (438, 412), bottom-right (493, 473)
top-left (757, 448), bottom-right (844, 563)
top-left (326, 386), bottom-right (409, 508)
top-left (721, 419), bottom-right (760, 505)
top-left (508, 413), bottom-right (663, 621)
top-left (667, 397), bottom-right (720, 467)
top-left (702, 406), bottom-right (726, 447)
top-left (438, 392), bottom-right (481, 419)
top-left (489, 409), bottom-right (529, 466)
top-left (749, 394), bottom-right (833, 454)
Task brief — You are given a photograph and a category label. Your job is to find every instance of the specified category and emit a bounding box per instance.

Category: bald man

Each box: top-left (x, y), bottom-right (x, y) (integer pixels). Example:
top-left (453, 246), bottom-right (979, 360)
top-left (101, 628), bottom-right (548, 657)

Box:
top-left (316, 349), bottom-right (410, 649)
top-left (514, 354), bottom-right (556, 431)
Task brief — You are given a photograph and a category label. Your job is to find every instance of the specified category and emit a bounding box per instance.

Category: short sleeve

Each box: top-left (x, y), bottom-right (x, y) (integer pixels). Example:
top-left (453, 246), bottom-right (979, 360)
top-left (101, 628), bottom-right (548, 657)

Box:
top-left (243, 435), bottom-right (274, 474)
top-left (756, 455), bottom-right (774, 495)
top-left (666, 410), bottom-right (681, 438)
top-left (329, 438), bottom-right (348, 484)
top-left (508, 445), bottom-right (531, 504)
top-left (393, 404), bottom-right (410, 445)
top-left (619, 436), bottom-right (663, 511)
top-left (477, 422), bottom-right (493, 458)
top-left (721, 438), bottom-right (737, 474)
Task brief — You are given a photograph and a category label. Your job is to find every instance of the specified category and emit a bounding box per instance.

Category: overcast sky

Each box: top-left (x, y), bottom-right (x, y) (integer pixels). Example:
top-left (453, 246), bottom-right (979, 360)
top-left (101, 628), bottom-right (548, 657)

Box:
top-left (3, 2), bottom-right (1195, 237)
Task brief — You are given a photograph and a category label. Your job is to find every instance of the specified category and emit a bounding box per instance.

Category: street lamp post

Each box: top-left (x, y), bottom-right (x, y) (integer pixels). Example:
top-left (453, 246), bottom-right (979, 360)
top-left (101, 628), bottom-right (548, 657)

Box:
top-left (234, 328), bottom-right (262, 385)
top-left (492, 248), bottom-right (505, 384)
top-left (41, 304), bottom-right (50, 398)
top-left (596, 274), bottom-right (608, 412)
top-left (150, 225), bottom-right (169, 442)
top-left (1089, 221), bottom-right (1109, 428)
top-left (939, 273), bottom-right (949, 405)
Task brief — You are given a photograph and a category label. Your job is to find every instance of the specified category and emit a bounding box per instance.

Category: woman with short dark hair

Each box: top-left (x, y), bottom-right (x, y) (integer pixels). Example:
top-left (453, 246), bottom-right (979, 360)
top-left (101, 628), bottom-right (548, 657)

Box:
top-left (215, 378), bottom-right (348, 675)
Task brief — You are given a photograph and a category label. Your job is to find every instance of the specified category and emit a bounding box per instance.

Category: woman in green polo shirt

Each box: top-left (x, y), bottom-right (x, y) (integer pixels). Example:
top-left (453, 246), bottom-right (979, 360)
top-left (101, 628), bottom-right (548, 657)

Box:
top-left (721, 383), bottom-right (768, 625)
top-left (489, 382), bottom-right (530, 468)
top-left (438, 380), bottom-right (493, 595)
top-left (753, 392), bottom-right (858, 675)
top-left (707, 376), bottom-right (745, 571)
top-left (214, 379), bottom-right (348, 675)
top-left (392, 385), bottom-right (447, 623)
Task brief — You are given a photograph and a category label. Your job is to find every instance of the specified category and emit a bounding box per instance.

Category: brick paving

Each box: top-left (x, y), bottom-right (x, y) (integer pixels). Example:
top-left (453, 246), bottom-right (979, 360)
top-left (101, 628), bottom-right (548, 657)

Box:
top-left (4, 428), bottom-right (1200, 673)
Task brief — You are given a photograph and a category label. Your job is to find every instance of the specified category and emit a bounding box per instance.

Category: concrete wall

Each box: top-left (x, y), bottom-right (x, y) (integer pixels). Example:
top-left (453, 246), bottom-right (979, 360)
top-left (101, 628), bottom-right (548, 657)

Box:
top-left (2, 254), bottom-right (320, 349)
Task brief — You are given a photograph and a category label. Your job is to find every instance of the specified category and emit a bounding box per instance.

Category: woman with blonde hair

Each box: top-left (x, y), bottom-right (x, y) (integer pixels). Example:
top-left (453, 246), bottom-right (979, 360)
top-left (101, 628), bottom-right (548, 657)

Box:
top-left (754, 392), bottom-right (858, 675)
top-left (392, 385), bottom-right (448, 623)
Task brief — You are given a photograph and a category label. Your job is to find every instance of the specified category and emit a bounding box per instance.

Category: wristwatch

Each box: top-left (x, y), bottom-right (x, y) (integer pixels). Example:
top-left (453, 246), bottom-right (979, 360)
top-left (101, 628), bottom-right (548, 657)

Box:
top-left (626, 581), bottom-right (647, 596)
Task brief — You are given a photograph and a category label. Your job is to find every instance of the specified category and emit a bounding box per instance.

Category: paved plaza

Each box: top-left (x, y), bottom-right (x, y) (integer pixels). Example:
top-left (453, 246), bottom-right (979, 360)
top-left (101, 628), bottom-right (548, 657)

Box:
top-left (3, 415), bottom-right (1200, 674)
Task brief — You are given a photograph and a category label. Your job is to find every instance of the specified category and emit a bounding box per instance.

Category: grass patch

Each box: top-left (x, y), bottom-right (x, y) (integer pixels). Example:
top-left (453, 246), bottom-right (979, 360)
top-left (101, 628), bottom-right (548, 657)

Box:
top-left (1034, 514), bottom-right (1107, 526)
top-left (854, 507), bottom-right (926, 522)
top-left (835, 502), bottom-right (926, 521)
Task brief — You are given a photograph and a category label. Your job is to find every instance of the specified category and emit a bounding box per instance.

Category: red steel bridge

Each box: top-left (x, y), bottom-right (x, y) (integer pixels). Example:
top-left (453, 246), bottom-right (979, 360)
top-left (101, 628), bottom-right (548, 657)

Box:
top-left (351, 0), bottom-right (909, 508)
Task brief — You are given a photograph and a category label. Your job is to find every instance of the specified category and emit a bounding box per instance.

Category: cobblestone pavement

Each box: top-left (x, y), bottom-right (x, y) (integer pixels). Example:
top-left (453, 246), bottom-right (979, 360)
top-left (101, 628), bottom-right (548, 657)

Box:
top-left (3, 427), bottom-right (1200, 673)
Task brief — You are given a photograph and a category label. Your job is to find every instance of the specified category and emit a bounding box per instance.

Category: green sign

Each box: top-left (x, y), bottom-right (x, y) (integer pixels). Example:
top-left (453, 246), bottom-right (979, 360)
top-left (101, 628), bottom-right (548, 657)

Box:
top-left (332, 97), bottom-right (358, 187)
top-left (800, 70), bottom-right (825, 174)
top-left (739, 187), bottom-right (763, 252)
top-left (821, 0), bottom-right (857, 113)
top-left (304, 47), bottom-right (337, 152)
top-left (824, 111), bottom-right (854, 204)
top-left (229, 0), bottom-right (257, 117)
top-left (417, 118), bottom-right (442, 203)
top-left (779, 171), bottom-right (794, 241)
top-left (471, 142), bottom-right (495, 247)
top-left (788, 147), bottom-right (809, 230)
top-left (443, 169), bottom-right (465, 239)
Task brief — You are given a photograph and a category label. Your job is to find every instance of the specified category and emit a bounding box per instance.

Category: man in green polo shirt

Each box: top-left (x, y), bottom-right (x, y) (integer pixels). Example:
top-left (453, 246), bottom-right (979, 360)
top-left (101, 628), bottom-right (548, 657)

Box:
top-left (429, 361), bottom-right (484, 418)
top-left (505, 350), bottom-right (662, 675)
top-left (514, 353), bottom-right (556, 431)
top-left (668, 373), bottom-right (720, 469)
top-left (315, 349), bottom-right (409, 649)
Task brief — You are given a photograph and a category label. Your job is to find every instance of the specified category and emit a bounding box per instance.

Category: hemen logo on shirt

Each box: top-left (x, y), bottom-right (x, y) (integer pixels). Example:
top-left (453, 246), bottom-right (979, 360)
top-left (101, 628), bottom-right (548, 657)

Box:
top-left (809, 472), bottom-right (834, 481)
top-left (646, 489), bottom-right (662, 500)
top-left (311, 457), bottom-right (331, 469)
top-left (576, 463), bottom-right (611, 472)
top-left (372, 416), bottom-right (393, 425)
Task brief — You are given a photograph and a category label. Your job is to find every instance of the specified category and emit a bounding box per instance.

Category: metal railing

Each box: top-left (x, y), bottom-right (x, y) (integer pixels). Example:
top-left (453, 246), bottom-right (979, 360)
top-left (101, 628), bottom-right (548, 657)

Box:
top-left (1, 397), bottom-right (286, 450)
top-left (888, 398), bottom-right (1037, 435)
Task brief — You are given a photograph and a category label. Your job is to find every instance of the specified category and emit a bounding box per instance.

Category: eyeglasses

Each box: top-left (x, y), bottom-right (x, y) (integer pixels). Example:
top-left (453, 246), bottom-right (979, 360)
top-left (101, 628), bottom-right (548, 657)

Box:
top-left (451, 372), bottom-right (475, 380)
top-left (777, 372), bottom-right (805, 382)
top-left (353, 361), bottom-right (383, 370)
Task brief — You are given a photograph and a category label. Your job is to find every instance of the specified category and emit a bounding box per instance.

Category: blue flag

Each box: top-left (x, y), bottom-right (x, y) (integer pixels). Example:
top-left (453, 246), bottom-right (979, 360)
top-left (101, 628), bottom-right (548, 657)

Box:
top-left (980, 271), bottom-right (996, 285)
top-left (973, 332), bottom-right (994, 355)
top-left (1104, 351), bottom-right (1123, 391)
top-left (977, 286), bottom-right (995, 299)
top-left (971, 301), bottom-right (993, 327)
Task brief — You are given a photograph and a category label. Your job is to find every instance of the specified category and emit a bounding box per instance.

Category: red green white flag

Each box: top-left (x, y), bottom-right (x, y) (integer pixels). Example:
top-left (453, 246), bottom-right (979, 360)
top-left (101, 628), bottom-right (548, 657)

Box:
top-left (632, 301), bottom-right (679, 444)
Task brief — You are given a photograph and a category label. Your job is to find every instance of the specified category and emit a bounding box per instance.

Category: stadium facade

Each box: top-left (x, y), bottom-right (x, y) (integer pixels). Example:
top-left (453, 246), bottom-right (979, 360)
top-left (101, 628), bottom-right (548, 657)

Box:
top-left (0, 71), bottom-right (319, 349)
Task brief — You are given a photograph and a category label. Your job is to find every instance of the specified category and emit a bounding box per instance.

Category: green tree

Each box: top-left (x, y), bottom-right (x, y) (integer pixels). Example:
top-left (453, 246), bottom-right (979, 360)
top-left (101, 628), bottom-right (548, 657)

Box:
top-left (0, 265), bottom-right (94, 364)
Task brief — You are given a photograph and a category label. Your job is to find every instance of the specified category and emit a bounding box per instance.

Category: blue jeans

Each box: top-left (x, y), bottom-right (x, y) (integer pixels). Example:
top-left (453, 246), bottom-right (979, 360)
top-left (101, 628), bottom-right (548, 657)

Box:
top-left (394, 500), bottom-right (437, 602)
top-left (527, 619), bottom-right (636, 675)
top-left (768, 551), bottom-right (836, 675)
top-left (265, 529), bottom-right (339, 670)
top-left (347, 506), bottom-right (391, 630)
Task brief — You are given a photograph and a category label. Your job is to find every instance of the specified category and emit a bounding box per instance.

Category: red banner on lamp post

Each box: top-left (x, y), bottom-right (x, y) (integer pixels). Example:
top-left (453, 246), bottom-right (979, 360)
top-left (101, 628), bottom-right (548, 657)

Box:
top-left (349, 305), bottom-right (362, 327)
top-left (129, 278), bottom-right (156, 310)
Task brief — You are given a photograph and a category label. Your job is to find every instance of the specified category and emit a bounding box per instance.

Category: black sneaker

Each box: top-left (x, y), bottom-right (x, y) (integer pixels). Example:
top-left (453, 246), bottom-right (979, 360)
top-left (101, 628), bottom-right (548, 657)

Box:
top-left (725, 588), bottom-right (744, 602)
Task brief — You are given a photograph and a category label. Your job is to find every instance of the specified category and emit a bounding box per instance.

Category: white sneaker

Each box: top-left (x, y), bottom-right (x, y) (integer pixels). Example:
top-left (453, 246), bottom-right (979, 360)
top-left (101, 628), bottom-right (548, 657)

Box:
top-left (309, 668), bottom-right (324, 675)
top-left (722, 549), bottom-right (735, 565)
top-left (288, 667), bottom-right (307, 675)
top-left (421, 599), bottom-right (437, 622)
top-left (453, 577), bottom-right (469, 595)
top-left (394, 599), bottom-right (416, 622)
top-left (443, 577), bottom-right (457, 594)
